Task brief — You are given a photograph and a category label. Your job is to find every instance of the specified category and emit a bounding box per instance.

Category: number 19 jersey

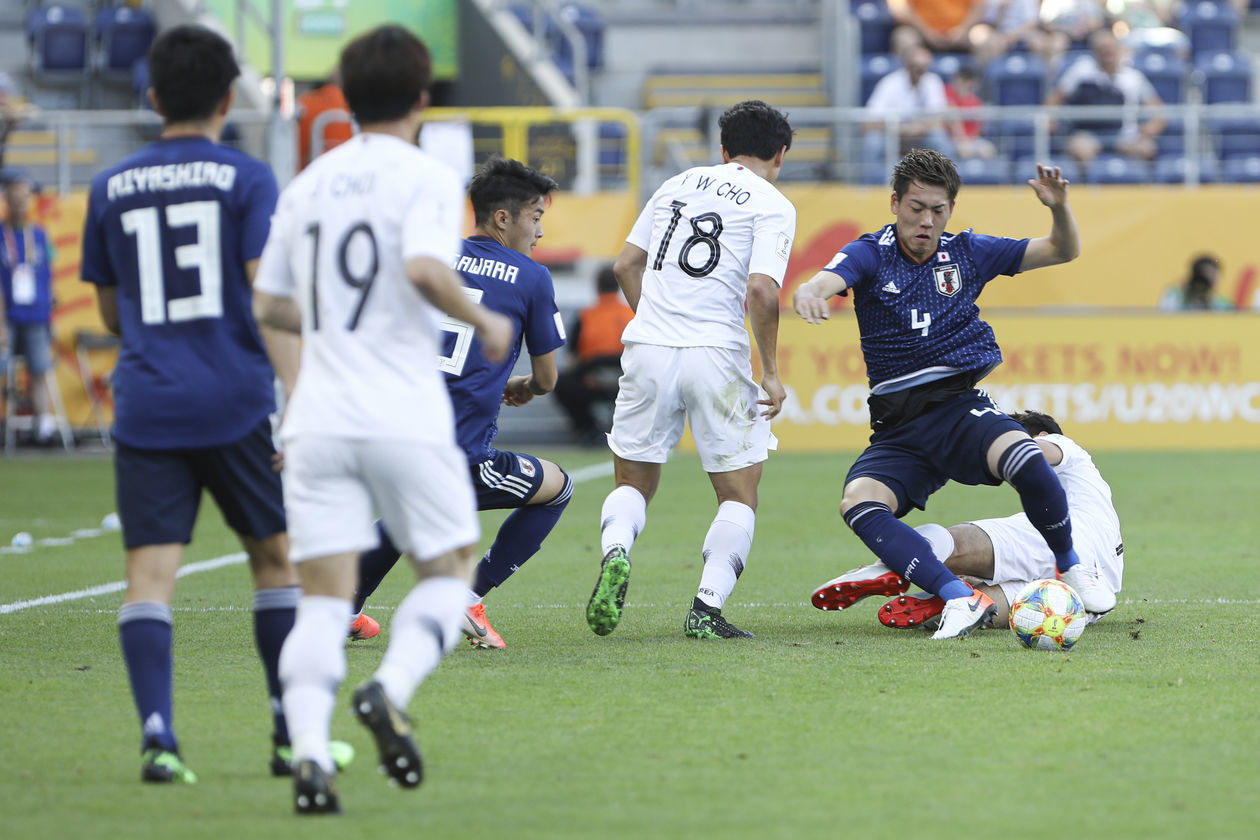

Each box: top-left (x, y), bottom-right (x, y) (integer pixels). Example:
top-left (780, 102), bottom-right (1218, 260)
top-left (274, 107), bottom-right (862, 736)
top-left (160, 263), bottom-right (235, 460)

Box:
top-left (254, 133), bottom-right (464, 443)
top-left (622, 162), bottom-right (796, 353)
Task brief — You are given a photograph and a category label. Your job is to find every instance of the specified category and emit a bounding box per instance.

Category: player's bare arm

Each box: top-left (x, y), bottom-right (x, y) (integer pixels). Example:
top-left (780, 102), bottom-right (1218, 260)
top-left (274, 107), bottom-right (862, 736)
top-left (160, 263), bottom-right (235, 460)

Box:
top-left (253, 290), bottom-right (302, 333)
top-left (93, 286), bottom-right (121, 334)
top-left (1020, 164), bottom-right (1081, 271)
top-left (503, 351), bottom-right (558, 406)
top-left (747, 273), bottom-right (785, 419)
top-left (612, 243), bottom-right (648, 312)
top-left (792, 270), bottom-right (850, 323)
top-left (247, 258), bottom-right (301, 398)
top-left (407, 254), bottom-right (514, 362)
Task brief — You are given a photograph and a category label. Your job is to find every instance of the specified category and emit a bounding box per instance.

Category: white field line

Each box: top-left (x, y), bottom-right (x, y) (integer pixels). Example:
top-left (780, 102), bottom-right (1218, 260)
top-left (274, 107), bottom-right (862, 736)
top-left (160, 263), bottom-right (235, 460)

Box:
top-left (0, 460), bottom-right (616, 615)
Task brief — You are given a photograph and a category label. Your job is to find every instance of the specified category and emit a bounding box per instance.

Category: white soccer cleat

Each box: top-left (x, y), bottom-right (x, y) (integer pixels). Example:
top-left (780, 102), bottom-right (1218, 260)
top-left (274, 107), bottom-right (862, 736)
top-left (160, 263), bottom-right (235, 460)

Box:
top-left (810, 562), bottom-right (909, 611)
top-left (1059, 565), bottom-right (1116, 616)
top-left (930, 589), bottom-right (997, 640)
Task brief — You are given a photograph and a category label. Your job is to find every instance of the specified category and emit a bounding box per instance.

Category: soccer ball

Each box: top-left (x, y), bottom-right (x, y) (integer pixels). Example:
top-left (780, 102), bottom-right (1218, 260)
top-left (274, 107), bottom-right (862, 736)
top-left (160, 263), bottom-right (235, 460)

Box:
top-left (1009, 579), bottom-right (1087, 651)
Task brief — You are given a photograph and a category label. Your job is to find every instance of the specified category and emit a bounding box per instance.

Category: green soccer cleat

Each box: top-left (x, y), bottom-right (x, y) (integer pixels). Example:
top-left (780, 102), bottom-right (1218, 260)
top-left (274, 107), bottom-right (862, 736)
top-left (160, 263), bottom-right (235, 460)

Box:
top-left (585, 547), bottom-right (631, 636)
top-left (271, 737), bottom-right (357, 777)
top-left (684, 603), bottom-right (754, 639)
top-left (141, 748), bottom-right (198, 784)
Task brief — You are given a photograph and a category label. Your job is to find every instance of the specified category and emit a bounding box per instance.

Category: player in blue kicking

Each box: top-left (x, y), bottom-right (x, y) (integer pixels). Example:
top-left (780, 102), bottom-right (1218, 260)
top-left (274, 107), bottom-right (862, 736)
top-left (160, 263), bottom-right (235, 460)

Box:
top-left (350, 157), bottom-right (571, 650)
top-left (794, 149), bottom-right (1111, 639)
top-left (81, 25), bottom-right (349, 783)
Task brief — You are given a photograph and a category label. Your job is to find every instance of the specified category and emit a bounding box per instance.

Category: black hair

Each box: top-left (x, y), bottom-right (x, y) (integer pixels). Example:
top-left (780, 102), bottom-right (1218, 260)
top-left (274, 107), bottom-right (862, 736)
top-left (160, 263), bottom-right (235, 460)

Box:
top-left (1011, 410), bottom-right (1062, 436)
top-left (891, 148), bottom-right (962, 201)
top-left (340, 25), bottom-right (431, 124)
top-left (469, 157), bottom-right (558, 228)
top-left (148, 25), bottom-right (239, 124)
top-left (718, 100), bottom-right (794, 161)
top-left (595, 264), bottom-right (618, 294)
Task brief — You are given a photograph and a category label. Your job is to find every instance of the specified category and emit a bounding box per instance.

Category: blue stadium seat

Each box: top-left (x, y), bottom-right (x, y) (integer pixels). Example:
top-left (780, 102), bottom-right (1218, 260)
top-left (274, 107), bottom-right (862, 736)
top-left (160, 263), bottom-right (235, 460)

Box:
top-left (1153, 154), bottom-right (1221, 184)
top-left (1195, 50), bottom-right (1252, 103)
top-left (1135, 52), bottom-right (1187, 103)
top-left (1208, 117), bottom-right (1260, 160)
top-left (860, 53), bottom-right (897, 104)
top-left (931, 53), bottom-right (972, 82)
top-left (1014, 156), bottom-right (1082, 185)
top-left (1086, 154), bottom-right (1152, 184)
top-left (984, 53), bottom-right (1046, 106)
top-left (132, 55), bottom-right (151, 108)
top-left (956, 155), bottom-right (1012, 185)
top-left (854, 1), bottom-right (896, 56)
top-left (95, 4), bottom-right (156, 73)
top-left (994, 119), bottom-right (1036, 159)
top-left (1053, 49), bottom-right (1093, 83)
top-left (556, 3), bottom-right (604, 69)
top-left (28, 4), bottom-right (89, 73)
top-left (1176, 1), bottom-right (1240, 58)
top-left (1221, 154), bottom-right (1260, 182)
top-left (1155, 121), bottom-right (1186, 156)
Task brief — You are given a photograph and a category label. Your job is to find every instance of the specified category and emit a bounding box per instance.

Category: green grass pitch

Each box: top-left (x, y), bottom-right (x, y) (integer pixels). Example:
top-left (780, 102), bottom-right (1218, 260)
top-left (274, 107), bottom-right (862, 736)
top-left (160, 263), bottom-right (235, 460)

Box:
top-left (1, 449), bottom-right (1258, 838)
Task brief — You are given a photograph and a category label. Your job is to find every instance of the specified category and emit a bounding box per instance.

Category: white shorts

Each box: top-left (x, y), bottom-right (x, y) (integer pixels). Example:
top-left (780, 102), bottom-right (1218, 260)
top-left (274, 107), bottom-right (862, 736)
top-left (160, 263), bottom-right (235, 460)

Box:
top-left (973, 512), bottom-right (1124, 608)
top-left (608, 343), bottom-right (777, 473)
top-left (282, 436), bottom-right (479, 563)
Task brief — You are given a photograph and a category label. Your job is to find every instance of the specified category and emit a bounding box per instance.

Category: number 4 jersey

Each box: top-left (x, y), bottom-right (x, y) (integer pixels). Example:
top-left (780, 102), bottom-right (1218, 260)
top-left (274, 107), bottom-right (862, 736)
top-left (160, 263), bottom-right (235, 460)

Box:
top-left (254, 133), bottom-right (464, 444)
top-left (622, 161), bottom-right (796, 354)
top-left (82, 136), bottom-right (279, 449)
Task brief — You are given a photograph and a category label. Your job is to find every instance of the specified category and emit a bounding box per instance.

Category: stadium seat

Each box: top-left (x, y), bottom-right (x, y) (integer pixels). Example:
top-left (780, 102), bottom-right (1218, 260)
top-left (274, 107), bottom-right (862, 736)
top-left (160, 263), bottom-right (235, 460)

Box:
top-left (1176, 1), bottom-right (1240, 58)
top-left (1153, 154), bottom-right (1221, 184)
top-left (860, 53), bottom-right (897, 104)
top-left (1222, 154), bottom-right (1260, 182)
top-left (994, 119), bottom-right (1036, 159)
top-left (1135, 52), bottom-right (1187, 103)
top-left (931, 53), bottom-right (972, 82)
top-left (554, 3), bottom-right (604, 69)
top-left (854, 0), bottom-right (896, 56)
top-left (956, 155), bottom-right (1011, 185)
top-left (984, 53), bottom-right (1046, 107)
top-left (1195, 50), bottom-right (1252, 103)
top-left (95, 4), bottom-right (156, 73)
top-left (28, 4), bottom-right (89, 73)
top-left (1209, 116), bottom-right (1260, 160)
top-left (1085, 154), bottom-right (1152, 184)
top-left (1053, 49), bottom-right (1093, 83)
top-left (1014, 156), bottom-right (1081, 185)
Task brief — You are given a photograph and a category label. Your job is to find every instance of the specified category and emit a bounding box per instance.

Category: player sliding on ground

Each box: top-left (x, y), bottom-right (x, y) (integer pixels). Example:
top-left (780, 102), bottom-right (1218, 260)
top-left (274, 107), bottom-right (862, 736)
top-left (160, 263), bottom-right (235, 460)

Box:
top-left (793, 149), bottom-right (1112, 640)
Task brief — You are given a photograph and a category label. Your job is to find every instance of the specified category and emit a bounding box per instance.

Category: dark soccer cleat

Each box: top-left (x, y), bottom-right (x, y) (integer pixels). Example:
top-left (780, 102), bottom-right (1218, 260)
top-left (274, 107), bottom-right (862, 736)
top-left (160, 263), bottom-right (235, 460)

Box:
top-left (878, 592), bottom-right (947, 630)
top-left (293, 759), bottom-right (341, 815)
top-left (271, 736), bottom-right (356, 777)
top-left (352, 680), bottom-right (423, 789)
top-left (684, 603), bottom-right (754, 639)
top-left (811, 563), bottom-right (909, 611)
top-left (141, 748), bottom-right (198, 784)
top-left (586, 547), bottom-right (631, 636)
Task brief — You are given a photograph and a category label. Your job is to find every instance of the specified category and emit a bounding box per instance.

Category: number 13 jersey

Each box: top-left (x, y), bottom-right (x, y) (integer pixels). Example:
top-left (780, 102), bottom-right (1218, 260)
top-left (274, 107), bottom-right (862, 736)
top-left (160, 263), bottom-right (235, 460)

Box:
top-left (622, 162), bottom-right (796, 353)
top-left (254, 133), bottom-right (464, 443)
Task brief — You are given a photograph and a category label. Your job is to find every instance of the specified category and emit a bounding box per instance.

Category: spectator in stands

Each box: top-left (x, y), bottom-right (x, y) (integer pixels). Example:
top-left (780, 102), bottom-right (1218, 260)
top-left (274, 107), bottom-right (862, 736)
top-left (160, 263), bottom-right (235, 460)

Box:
top-left (1107, 1), bottom-right (1187, 60)
top-left (1039, 0), bottom-right (1110, 57)
top-left (971, 0), bottom-right (1056, 68)
top-left (0, 168), bottom-right (59, 446)
top-left (554, 264), bottom-right (634, 446)
top-left (1044, 28), bottom-right (1164, 166)
top-left (945, 66), bottom-right (996, 160)
top-left (295, 70), bottom-right (353, 170)
top-left (1160, 254), bottom-right (1235, 311)
top-left (863, 44), bottom-right (955, 167)
top-left (888, 0), bottom-right (986, 54)
top-left (0, 72), bottom-right (32, 169)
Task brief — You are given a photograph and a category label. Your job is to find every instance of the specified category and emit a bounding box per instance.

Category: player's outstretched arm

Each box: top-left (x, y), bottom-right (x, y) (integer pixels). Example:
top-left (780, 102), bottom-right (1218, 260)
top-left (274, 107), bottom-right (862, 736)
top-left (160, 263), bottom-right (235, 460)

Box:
top-left (792, 270), bottom-right (848, 324)
top-left (613, 243), bottom-right (647, 312)
top-left (247, 258), bottom-right (300, 398)
top-left (748, 273), bottom-right (785, 419)
top-left (407, 255), bottom-right (513, 362)
top-left (1020, 164), bottom-right (1081, 271)
top-left (504, 351), bottom-right (558, 406)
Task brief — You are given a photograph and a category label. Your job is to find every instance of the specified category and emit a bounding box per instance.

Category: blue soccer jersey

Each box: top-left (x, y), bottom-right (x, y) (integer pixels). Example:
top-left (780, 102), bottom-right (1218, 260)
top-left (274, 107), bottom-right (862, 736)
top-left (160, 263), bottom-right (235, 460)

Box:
top-left (824, 225), bottom-right (1028, 393)
top-left (81, 136), bottom-right (279, 449)
top-left (439, 235), bottom-right (565, 461)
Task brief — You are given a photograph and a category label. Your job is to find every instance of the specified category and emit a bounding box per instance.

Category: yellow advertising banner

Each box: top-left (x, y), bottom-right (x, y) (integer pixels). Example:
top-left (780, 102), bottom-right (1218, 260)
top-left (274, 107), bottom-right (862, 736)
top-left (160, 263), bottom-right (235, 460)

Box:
top-left (770, 312), bottom-right (1260, 451)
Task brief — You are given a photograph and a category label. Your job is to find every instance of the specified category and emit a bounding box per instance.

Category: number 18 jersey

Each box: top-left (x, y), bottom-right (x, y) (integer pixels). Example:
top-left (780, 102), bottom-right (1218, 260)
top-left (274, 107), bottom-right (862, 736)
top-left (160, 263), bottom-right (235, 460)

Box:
top-left (622, 162), bottom-right (796, 353)
top-left (254, 133), bottom-right (464, 443)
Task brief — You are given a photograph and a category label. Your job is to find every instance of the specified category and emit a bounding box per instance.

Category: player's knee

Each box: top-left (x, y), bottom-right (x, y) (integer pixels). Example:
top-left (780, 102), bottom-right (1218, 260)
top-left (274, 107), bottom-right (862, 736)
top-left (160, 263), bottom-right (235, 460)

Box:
top-left (538, 462), bottom-right (573, 507)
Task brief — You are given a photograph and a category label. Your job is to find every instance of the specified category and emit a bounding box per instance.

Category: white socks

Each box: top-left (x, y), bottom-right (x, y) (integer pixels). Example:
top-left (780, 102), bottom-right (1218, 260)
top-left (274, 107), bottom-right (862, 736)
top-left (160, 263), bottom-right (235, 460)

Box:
top-left (696, 501), bottom-right (756, 610)
top-left (600, 485), bottom-right (647, 557)
top-left (279, 595), bottom-right (352, 774)
top-left (374, 576), bottom-right (467, 712)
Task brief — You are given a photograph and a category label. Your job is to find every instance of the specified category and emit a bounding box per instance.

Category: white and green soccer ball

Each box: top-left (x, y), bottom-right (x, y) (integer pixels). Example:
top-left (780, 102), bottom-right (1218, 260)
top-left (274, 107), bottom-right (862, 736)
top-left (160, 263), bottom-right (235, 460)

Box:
top-left (1009, 578), bottom-right (1087, 651)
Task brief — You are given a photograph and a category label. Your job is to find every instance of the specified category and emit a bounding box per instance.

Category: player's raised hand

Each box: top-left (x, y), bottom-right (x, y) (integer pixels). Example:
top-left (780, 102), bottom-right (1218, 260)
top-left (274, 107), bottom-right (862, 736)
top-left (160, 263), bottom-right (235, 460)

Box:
top-left (1027, 163), bottom-right (1070, 208)
top-left (475, 310), bottom-right (514, 363)
top-left (758, 372), bottom-right (786, 419)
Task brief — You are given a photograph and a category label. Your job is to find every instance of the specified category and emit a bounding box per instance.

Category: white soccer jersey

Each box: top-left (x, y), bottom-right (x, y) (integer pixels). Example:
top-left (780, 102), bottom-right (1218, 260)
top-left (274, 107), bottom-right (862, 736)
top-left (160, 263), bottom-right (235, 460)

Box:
top-left (1048, 433), bottom-right (1125, 594)
top-left (255, 133), bottom-right (463, 443)
top-left (621, 162), bottom-right (796, 352)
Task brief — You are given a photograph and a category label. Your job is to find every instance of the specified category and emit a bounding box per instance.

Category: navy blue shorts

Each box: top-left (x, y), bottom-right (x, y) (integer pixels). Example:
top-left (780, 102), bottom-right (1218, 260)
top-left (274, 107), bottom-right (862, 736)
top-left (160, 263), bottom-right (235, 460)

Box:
top-left (471, 450), bottom-right (545, 511)
top-left (114, 419), bottom-right (286, 549)
top-left (846, 388), bottom-right (1023, 517)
